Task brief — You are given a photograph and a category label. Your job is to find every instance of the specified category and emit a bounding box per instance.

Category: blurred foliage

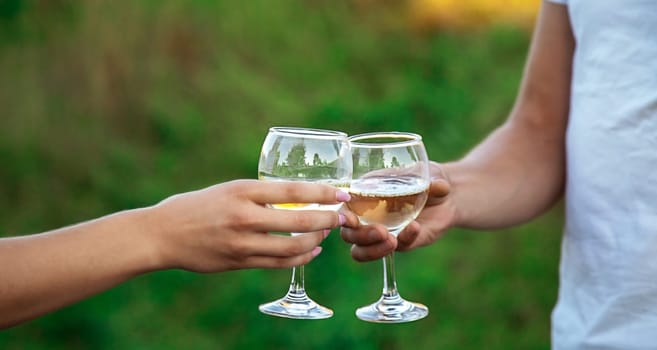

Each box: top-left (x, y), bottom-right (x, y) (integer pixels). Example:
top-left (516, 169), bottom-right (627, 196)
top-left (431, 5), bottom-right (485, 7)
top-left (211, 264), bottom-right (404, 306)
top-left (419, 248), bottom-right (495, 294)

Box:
top-left (0, 0), bottom-right (561, 349)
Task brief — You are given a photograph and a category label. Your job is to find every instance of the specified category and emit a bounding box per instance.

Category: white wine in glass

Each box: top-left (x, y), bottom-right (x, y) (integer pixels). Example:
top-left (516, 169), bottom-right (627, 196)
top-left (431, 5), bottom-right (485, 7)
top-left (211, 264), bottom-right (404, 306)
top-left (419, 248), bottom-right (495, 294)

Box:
top-left (347, 132), bottom-right (430, 323)
top-left (257, 126), bottom-right (351, 319)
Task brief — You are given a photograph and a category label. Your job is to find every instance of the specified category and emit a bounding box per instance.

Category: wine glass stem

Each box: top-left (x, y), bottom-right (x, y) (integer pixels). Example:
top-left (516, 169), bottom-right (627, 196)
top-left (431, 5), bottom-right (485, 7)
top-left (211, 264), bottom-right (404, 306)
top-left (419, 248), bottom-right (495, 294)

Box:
top-left (288, 264), bottom-right (306, 297)
top-left (381, 252), bottom-right (401, 302)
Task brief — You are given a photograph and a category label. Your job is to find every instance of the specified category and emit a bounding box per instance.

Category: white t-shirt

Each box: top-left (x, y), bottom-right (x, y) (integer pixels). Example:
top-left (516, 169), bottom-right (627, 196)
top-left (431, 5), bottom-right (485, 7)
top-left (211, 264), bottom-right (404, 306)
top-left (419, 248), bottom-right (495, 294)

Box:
top-left (546, 0), bottom-right (657, 349)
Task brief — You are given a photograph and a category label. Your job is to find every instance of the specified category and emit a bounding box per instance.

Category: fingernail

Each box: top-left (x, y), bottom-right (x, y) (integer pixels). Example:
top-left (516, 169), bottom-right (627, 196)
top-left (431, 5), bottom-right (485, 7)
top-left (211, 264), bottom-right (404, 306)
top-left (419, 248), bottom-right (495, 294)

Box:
top-left (323, 229), bottom-right (331, 238)
top-left (311, 246), bottom-right (323, 257)
top-left (336, 190), bottom-right (351, 202)
top-left (338, 213), bottom-right (346, 226)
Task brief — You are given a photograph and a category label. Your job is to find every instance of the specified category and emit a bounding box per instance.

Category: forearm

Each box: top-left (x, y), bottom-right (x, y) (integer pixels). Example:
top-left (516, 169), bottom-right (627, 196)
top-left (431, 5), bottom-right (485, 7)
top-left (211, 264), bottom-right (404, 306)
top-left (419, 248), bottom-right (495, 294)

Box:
top-left (0, 208), bottom-right (160, 329)
top-left (445, 111), bottom-right (565, 229)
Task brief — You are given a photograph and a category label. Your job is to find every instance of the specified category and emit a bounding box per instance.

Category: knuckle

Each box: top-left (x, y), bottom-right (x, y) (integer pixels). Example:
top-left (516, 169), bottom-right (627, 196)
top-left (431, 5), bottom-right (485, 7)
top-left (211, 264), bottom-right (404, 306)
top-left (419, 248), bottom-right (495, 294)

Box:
top-left (228, 210), bottom-right (256, 229)
top-left (269, 257), bottom-right (289, 269)
top-left (282, 238), bottom-right (307, 256)
top-left (223, 238), bottom-right (247, 256)
top-left (223, 179), bottom-right (245, 193)
top-left (291, 212), bottom-right (315, 231)
top-left (321, 185), bottom-right (335, 201)
top-left (366, 229), bottom-right (382, 243)
top-left (283, 183), bottom-right (303, 200)
top-left (223, 258), bottom-right (240, 271)
top-left (340, 228), bottom-right (353, 243)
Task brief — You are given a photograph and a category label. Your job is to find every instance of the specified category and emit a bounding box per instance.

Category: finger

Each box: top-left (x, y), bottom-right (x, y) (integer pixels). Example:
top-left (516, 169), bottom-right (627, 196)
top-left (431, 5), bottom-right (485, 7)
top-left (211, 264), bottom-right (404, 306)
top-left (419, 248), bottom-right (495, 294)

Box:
top-left (239, 246), bottom-right (324, 269)
top-left (430, 178), bottom-right (450, 197)
top-left (340, 224), bottom-right (389, 245)
top-left (241, 180), bottom-right (351, 205)
top-left (250, 208), bottom-right (346, 233)
top-left (350, 236), bottom-right (397, 262)
top-left (396, 221), bottom-right (421, 251)
top-left (238, 230), bottom-right (327, 257)
top-left (426, 179), bottom-right (450, 206)
top-left (338, 209), bottom-right (360, 228)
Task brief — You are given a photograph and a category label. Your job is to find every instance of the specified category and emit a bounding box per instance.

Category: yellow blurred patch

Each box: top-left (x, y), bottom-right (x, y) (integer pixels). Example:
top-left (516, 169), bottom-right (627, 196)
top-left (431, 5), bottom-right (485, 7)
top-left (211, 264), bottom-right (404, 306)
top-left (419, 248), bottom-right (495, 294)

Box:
top-left (271, 203), bottom-right (313, 210)
top-left (409, 0), bottom-right (541, 32)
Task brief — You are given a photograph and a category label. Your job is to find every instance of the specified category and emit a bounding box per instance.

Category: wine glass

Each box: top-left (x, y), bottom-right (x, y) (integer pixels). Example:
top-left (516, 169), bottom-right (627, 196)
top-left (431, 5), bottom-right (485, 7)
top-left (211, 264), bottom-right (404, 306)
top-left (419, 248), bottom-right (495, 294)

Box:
top-left (347, 132), bottom-right (431, 323)
top-left (258, 126), bottom-right (351, 319)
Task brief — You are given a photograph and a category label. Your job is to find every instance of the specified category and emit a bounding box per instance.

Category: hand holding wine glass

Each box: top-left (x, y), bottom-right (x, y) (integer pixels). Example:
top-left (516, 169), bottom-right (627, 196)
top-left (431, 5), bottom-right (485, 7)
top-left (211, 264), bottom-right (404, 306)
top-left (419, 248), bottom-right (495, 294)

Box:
top-left (0, 179), bottom-right (355, 329)
top-left (257, 127), bottom-right (352, 319)
top-left (346, 132), bottom-right (431, 323)
top-left (341, 163), bottom-right (452, 261)
top-left (153, 179), bottom-right (355, 272)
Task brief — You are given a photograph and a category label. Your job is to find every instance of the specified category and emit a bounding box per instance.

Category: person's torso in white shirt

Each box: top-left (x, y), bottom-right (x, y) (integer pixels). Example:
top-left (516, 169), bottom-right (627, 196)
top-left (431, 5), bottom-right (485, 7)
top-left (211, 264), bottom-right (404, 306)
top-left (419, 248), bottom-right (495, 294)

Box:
top-left (547, 0), bottom-right (657, 349)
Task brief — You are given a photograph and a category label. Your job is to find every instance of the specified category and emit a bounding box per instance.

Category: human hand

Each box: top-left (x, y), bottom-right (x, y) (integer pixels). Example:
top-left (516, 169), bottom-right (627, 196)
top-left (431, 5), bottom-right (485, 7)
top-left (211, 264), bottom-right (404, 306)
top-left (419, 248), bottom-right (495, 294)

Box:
top-left (341, 162), bottom-right (454, 261)
top-left (146, 180), bottom-right (358, 272)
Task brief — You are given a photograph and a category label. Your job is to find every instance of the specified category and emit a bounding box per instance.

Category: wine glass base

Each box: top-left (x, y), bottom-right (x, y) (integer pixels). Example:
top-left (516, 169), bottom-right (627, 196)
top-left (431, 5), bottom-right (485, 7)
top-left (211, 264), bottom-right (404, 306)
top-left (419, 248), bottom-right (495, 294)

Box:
top-left (259, 293), bottom-right (333, 320)
top-left (356, 296), bottom-right (428, 323)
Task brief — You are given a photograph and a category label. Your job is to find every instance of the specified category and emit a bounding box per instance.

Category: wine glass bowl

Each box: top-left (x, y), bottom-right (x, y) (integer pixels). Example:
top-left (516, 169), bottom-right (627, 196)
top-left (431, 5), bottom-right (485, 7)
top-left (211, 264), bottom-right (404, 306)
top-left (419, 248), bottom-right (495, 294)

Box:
top-left (347, 132), bottom-right (431, 323)
top-left (347, 177), bottom-right (429, 233)
top-left (257, 126), bottom-right (351, 319)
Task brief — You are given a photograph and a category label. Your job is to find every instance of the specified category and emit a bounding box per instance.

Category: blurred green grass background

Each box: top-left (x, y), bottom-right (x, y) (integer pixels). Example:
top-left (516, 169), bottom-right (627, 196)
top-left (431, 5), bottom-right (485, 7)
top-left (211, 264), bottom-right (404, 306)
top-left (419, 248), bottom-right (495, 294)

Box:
top-left (0, 0), bottom-right (562, 349)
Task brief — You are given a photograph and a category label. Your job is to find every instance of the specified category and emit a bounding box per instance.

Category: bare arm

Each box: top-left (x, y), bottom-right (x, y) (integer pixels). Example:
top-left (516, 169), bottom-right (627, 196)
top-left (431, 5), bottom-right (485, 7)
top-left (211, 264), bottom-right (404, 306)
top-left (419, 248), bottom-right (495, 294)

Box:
top-left (342, 1), bottom-right (574, 259)
top-left (0, 180), bottom-right (356, 329)
top-left (447, 0), bottom-right (573, 229)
